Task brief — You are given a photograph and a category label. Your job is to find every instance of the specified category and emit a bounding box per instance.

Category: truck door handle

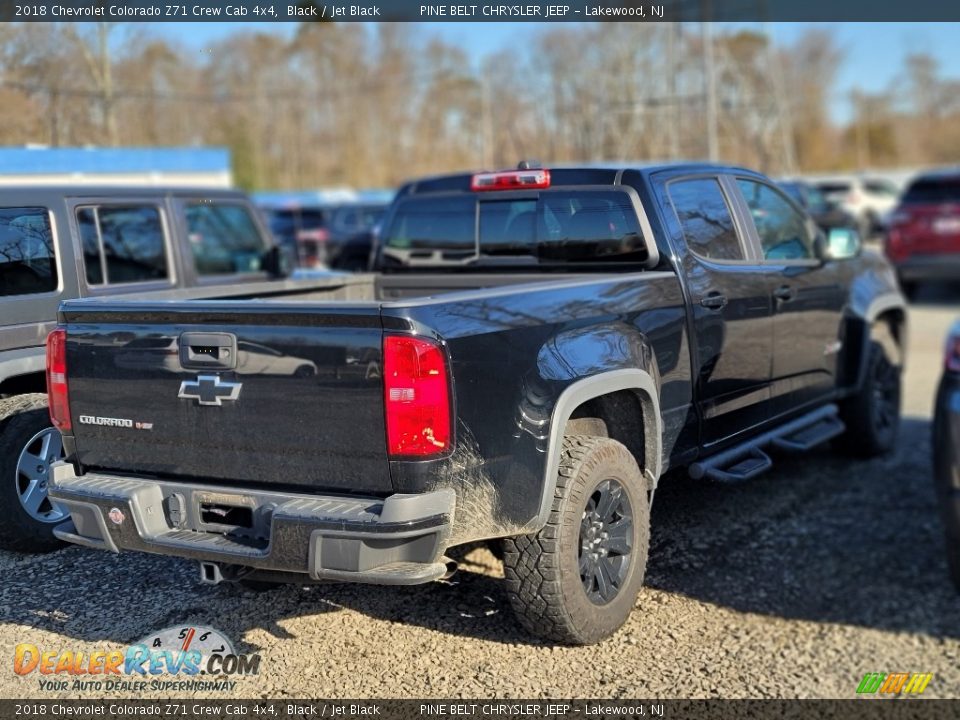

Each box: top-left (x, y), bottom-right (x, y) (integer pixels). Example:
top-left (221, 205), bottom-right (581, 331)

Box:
top-left (700, 293), bottom-right (728, 310)
top-left (773, 285), bottom-right (796, 302)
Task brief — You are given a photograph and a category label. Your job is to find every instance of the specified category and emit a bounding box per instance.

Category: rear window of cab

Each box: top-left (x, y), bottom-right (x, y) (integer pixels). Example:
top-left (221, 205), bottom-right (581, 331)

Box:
top-left (382, 190), bottom-right (648, 264)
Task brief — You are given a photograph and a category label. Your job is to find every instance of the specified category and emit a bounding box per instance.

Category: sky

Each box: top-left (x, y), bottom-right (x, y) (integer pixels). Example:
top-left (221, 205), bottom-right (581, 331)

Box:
top-left (154, 21), bottom-right (960, 124)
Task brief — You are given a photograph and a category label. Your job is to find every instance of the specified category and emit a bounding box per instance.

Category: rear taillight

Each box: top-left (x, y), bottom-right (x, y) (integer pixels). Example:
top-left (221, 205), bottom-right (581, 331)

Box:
top-left (946, 331), bottom-right (960, 373)
top-left (45, 327), bottom-right (71, 432)
top-left (383, 335), bottom-right (451, 457)
top-left (471, 169), bottom-right (550, 192)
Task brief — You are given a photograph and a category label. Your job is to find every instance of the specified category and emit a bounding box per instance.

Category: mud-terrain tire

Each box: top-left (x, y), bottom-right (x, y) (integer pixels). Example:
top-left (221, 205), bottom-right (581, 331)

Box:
top-left (0, 394), bottom-right (67, 552)
top-left (502, 435), bottom-right (649, 645)
top-left (837, 341), bottom-right (902, 458)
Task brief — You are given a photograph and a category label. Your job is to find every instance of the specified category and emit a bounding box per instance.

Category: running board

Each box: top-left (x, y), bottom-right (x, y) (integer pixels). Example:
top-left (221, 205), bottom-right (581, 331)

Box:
top-left (689, 405), bottom-right (845, 484)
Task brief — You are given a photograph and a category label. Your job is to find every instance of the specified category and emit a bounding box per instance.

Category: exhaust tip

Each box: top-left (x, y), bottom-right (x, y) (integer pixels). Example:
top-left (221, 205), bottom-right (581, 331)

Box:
top-left (441, 556), bottom-right (459, 580)
top-left (199, 561), bottom-right (224, 585)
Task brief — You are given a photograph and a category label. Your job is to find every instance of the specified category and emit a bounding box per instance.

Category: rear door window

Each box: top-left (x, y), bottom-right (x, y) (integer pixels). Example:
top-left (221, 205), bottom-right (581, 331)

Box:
top-left (77, 205), bottom-right (168, 285)
top-left (0, 207), bottom-right (57, 297)
top-left (668, 178), bottom-right (744, 261)
top-left (186, 203), bottom-right (267, 276)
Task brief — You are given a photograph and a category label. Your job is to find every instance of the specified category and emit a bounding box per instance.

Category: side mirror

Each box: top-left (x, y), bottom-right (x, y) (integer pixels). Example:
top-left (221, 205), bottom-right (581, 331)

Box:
top-left (261, 244), bottom-right (292, 278)
top-left (824, 227), bottom-right (862, 260)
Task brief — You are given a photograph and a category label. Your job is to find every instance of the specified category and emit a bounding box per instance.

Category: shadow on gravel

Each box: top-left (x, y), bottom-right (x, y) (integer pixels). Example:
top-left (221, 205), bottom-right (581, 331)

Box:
top-left (645, 415), bottom-right (960, 641)
top-left (2, 418), bottom-right (958, 648)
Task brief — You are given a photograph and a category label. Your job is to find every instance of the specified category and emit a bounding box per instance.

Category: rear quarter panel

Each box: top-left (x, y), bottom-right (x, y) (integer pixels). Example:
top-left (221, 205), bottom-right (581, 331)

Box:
top-left (383, 272), bottom-right (691, 542)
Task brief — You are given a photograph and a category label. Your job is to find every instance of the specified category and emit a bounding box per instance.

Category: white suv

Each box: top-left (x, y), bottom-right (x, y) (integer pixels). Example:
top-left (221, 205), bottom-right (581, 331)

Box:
top-left (812, 176), bottom-right (901, 237)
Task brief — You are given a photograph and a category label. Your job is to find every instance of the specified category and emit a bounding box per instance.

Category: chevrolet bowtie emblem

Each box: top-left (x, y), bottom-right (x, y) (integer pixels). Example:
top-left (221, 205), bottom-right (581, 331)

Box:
top-left (178, 375), bottom-right (242, 406)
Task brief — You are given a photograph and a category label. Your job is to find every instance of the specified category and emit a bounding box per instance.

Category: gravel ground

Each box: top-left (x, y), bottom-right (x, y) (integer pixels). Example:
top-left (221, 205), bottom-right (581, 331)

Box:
top-left (1, 287), bottom-right (959, 700)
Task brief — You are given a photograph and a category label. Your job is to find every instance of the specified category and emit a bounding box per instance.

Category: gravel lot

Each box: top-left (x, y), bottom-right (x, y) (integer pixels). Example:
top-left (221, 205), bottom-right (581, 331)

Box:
top-left (2, 287), bottom-right (959, 700)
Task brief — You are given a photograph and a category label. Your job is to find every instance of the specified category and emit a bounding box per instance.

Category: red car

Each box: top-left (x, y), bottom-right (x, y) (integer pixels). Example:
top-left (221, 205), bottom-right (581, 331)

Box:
top-left (886, 171), bottom-right (960, 298)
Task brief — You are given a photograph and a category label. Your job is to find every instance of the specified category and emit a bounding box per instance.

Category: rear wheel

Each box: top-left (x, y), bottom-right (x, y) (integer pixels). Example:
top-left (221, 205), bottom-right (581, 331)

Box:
top-left (837, 342), bottom-right (902, 457)
top-left (0, 395), bottom-right (67, 552)
top-left (502, 436), bottom-right (649, 645)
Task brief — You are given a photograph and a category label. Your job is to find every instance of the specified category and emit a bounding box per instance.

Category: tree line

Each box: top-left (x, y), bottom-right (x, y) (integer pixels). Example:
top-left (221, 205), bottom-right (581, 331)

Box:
top-left (0, 22), bottom-right (957, 190)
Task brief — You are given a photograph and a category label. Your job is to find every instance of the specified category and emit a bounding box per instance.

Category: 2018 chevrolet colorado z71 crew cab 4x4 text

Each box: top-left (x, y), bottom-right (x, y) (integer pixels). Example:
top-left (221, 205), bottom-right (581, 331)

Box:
top-left (45, 164), bottom-right (906, 644)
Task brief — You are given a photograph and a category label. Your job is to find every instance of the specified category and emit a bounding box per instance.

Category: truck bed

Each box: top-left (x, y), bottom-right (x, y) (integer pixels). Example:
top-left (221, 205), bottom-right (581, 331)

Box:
top-left (56, 267), bottom-right (687, 534)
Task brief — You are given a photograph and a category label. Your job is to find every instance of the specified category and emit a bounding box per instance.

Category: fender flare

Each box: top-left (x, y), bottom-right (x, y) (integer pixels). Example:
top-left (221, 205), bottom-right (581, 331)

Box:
top-left (864, 292), bottom-right (907, 325)
top-left (850, 292), bottom-right (908, 392)
top-left (530, 368), bottom-right (662, 531)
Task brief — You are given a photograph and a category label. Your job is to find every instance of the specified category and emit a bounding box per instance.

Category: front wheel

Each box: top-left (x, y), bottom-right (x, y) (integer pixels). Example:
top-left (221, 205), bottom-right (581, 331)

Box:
top-left (502, 435), bottom-right (650, 645)
top-left (837, 342), bottom-right (902, 457)
top-left (0, 395), bottom-right (68, 552)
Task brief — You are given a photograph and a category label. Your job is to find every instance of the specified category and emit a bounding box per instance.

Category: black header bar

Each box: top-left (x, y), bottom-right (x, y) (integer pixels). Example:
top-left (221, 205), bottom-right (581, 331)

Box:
top-left (3, 0), bottom-right (960, 22)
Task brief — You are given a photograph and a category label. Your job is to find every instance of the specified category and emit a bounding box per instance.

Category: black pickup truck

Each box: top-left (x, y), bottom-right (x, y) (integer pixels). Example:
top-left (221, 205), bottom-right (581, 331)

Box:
top-left (47, 164), bottom-right (906, 644)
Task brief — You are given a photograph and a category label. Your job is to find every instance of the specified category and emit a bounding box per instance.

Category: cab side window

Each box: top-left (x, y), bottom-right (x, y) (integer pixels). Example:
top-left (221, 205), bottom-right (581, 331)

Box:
top-left (186, 203), bottom-right (266, 276)
top-left (668, 178), bottom-right (744, 261)
top-left (77, 205), bottom-right (168, 285)
top-left (736, 179), bottom-right (816, 261)
top-left (0, 207), bottom-right (57, 297)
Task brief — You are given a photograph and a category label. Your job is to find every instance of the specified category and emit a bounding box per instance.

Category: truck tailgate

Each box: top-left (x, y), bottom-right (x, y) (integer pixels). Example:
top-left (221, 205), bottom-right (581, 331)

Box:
top-left (61, 302), bottom-right (391, 494)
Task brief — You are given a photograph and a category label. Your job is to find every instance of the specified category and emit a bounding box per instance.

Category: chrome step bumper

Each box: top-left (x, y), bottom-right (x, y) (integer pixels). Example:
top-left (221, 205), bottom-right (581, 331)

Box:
top-left (49, 463), bottom-right (456, 585)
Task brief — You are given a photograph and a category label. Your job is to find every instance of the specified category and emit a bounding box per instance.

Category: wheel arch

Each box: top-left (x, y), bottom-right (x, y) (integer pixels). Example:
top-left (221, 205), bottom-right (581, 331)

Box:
top-left (842, 292), bottom-right (907, 394)
top-left (531, 369), bottom-right (662, 531)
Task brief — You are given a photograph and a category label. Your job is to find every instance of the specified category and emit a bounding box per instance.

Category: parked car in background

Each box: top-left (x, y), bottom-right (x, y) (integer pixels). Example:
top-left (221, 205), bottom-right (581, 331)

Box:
top-left (256, 191), bottom-right (391, 271)
top-left (0, 186), bottom-right (287, 553)
top-left (813, 176), bottom-right (900, 238)
top-left (886, 170), bottom-right (960, 298)
top-left (934, 321), bottom-right (960, 593)
top-left (779, 180), bottom-right (860, 235)
top-left (47, 163), bottom-right (905, 645)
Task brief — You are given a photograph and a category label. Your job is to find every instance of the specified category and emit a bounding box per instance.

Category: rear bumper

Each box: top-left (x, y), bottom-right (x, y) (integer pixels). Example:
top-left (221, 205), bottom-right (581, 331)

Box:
top-left (894, 254), bottom-right (960, 281)
top-left (48, 463), bottom-right (456, 585)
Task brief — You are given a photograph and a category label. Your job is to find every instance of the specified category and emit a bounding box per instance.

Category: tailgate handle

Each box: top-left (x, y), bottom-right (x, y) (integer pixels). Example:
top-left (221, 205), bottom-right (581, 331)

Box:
top-left (179, 332), bottom-right (237, 370)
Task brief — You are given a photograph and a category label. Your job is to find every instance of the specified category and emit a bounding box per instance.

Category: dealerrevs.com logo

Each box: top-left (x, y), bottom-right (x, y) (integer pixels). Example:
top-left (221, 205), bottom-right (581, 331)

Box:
top-left (13, 625), bottom-right (260, 693)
